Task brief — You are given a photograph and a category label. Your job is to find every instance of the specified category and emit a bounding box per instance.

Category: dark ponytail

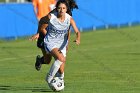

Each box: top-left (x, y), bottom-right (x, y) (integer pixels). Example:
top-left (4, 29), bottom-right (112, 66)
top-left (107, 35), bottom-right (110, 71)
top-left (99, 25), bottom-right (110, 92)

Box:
top-left (66, 0), bottom-right (78, 11)
top-left (65, 0), bottom-right (78, 16)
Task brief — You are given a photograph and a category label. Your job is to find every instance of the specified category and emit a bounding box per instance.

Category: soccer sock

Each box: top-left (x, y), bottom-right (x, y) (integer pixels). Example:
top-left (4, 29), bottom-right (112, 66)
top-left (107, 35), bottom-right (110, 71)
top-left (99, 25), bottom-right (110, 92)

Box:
top-left (46, 59), bottom-right (63, 83)
top-left (61, 72), bottom-right (64, 79)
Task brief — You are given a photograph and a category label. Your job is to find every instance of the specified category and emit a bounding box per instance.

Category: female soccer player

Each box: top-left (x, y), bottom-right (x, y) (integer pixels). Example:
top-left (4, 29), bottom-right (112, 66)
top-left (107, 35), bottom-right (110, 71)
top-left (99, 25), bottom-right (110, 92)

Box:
top-left (38, 0), bottom-right (80, 85)
top-left (30, 0), bottom-right (78, 72)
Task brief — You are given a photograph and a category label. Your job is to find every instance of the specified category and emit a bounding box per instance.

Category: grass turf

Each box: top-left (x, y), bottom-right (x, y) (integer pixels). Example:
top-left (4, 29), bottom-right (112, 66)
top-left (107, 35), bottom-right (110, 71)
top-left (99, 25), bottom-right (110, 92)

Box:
top-left (0, 26), bottom-right (140, 93)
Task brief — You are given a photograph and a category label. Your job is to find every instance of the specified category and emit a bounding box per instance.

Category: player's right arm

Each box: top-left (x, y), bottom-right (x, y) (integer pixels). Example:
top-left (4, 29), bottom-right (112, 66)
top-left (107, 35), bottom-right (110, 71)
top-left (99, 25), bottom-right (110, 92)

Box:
top-left (38, 14), bottom-right (51, 36)
top-left (29, 13), bottom-right (51, 41)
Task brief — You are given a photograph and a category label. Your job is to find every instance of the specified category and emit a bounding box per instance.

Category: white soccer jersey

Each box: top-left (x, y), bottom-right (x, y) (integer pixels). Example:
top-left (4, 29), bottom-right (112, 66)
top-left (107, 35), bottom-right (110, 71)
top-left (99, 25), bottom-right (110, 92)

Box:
top-left (44, 12), bottom-right (71, 55)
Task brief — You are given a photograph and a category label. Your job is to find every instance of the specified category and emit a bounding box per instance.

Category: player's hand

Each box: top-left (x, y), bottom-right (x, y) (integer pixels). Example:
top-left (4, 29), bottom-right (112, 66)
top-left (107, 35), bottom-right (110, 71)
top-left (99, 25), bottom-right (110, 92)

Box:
top-left (73, 39), bottom-right (80, 45)
top-left (29, 33), bottom-right (39, 41)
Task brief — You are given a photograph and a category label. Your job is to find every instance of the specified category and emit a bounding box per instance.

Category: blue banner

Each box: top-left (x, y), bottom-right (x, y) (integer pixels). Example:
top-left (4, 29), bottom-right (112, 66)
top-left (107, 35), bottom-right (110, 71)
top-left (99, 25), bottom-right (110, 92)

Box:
top-left (0, 0), bottom-right (140, 38)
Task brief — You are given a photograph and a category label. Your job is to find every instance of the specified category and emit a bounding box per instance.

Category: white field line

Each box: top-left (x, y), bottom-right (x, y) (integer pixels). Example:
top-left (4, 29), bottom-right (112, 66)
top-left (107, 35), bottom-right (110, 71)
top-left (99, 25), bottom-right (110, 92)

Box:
top-left (0, 55), bottom-right (35, 62)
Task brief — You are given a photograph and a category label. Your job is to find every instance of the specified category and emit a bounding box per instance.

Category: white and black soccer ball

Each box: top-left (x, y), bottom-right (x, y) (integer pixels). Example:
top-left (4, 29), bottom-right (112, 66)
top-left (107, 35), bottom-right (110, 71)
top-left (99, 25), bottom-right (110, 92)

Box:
top-left (50, 77), bottom-right (64, 91)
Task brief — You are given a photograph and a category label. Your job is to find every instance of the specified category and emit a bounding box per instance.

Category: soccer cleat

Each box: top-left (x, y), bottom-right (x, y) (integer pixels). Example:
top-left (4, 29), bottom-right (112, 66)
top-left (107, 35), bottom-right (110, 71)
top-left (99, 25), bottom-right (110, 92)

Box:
top-left (35, 55), bottom-right (42, 71)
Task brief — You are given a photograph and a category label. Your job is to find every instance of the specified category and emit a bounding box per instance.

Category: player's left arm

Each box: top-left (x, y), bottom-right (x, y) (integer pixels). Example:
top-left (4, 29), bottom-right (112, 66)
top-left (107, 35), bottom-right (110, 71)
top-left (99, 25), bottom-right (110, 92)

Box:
top-left (66, 27), bottom-right (71, 51)
top-left (70, 17), bottom-right (80, 45)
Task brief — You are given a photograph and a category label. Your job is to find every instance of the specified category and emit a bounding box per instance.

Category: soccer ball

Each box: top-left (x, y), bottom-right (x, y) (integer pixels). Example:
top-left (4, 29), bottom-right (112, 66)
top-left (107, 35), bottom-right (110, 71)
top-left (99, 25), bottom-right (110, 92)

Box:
top-left (50, 77), bottom-right (64, 91)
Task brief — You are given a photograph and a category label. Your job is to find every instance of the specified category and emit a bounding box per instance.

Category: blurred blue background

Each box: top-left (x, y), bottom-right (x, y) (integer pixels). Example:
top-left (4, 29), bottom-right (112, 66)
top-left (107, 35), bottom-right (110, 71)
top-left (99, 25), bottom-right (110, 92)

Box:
top-left (0, 0), bottom-right (140, 39)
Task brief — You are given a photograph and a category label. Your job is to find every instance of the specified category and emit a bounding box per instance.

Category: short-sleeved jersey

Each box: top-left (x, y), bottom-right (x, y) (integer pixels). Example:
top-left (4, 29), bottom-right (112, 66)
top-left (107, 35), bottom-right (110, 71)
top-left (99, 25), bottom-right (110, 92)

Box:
top-left (44, 12), bottom-right (71, 52)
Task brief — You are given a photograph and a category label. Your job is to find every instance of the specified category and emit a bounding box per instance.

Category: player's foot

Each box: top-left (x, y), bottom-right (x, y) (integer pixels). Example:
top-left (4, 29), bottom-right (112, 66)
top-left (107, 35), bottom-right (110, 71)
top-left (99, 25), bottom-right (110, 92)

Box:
top-left (35, 55), bottom-right (42, 71)
top-left (46, 73), bottom-right (54, 83)
top-left (46, 73), bottom-right (54, 90)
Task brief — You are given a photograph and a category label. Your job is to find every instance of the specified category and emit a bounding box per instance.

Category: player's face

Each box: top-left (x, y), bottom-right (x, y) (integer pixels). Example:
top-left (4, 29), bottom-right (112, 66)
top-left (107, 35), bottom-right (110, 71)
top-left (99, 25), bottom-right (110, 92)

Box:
top-left (57, 3), bottom-right (67, 16)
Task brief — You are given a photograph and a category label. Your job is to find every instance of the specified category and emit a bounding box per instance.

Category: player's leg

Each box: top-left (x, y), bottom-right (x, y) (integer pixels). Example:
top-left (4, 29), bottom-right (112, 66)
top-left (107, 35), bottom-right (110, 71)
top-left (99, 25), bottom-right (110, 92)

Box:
top-left (42, 48), bottom-right (52, 64)
top-left (55, 63), bottom-right (65, 79)
top-left (55, 46), bottom-right (67, 78)
top-left (35, 36), bottom-right (44, 70)
top-left (46, 48), bottom-right (65, 83)
top-left (35, 48), bottom-right (52, 71)
top-left (35, 35), bottom-right (53, 70)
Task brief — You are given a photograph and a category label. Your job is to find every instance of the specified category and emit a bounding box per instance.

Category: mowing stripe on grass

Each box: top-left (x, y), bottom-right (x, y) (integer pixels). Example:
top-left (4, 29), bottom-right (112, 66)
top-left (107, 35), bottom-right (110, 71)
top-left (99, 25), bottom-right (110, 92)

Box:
top-left (0, 55), bottom-right (35, 62)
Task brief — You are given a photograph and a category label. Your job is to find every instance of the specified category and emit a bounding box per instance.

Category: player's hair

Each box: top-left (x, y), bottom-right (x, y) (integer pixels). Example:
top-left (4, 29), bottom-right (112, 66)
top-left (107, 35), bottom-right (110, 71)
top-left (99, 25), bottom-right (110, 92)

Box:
top-left (65, 0), bottom-right (78, 11)
top-left (66, 0), bottom-right (78, 16)
top-left (56, 0), bottom-right (78, 16)
top-left (56, 0), bottom-right (69, 10)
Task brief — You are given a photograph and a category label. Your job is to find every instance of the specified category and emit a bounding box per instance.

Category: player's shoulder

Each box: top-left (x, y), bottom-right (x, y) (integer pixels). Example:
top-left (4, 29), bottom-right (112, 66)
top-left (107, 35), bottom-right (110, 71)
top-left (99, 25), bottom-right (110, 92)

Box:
top-left (65, 13), bottom-right (72, 20)
top-left (50, 8), bottom-right (57, 14)
top-left (66, 13), bottom-right (72, 17)
top-left (50, 11), bottom-right (57, 18)
top-left (39, 14), bottom-right (51, 24)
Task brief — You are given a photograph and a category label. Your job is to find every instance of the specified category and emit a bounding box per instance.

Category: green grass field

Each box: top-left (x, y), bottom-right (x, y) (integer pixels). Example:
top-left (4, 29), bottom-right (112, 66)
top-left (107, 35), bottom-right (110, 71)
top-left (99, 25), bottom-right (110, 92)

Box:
top-left (0, 26), bottom-right (140, 93)
top-left (0, 0), bottom-right (5, 2)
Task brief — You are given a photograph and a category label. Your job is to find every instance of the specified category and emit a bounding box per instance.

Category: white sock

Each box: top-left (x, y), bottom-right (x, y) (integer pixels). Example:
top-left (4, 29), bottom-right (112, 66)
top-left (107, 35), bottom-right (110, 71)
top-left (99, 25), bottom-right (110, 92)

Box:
top-left (46, 60), bottom-right (63, 83)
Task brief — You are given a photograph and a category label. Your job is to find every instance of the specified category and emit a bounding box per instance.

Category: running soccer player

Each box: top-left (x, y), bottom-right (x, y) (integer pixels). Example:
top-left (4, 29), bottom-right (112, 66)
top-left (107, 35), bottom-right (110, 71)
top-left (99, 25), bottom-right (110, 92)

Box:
top-left (37, 0), bottom-right (80, 85)
top-left (30, 0), bottom-right (78, 73)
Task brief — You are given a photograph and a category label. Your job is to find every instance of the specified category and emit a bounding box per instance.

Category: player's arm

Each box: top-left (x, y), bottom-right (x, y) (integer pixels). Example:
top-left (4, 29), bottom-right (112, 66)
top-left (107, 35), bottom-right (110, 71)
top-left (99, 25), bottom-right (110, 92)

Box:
top-left (29, 33), bottom-right (39, 41)
top-left (70, 17), bottom-right (80, 45)
top-left (66, 27), bottom-right (71, 51)
top-left (38, 24), bottom-right (48, 36)
top-left (38, 14), bottom-right (51, 36)
top-left (29, 14), bottom-right (50, 41)
top-left (34, 9), bottom-right (54, 37)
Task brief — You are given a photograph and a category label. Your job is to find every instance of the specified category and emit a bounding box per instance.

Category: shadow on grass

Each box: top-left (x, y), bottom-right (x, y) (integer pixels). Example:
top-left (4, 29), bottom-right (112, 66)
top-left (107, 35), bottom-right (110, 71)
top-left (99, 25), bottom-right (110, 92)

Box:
top-left (0, 85), bottom-right (52, 92)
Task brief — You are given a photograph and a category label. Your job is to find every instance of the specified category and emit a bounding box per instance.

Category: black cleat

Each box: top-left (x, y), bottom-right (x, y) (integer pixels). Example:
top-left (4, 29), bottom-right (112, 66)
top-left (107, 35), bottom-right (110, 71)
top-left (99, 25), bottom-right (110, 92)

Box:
top-left (35, 55), bottom-right (42, 71)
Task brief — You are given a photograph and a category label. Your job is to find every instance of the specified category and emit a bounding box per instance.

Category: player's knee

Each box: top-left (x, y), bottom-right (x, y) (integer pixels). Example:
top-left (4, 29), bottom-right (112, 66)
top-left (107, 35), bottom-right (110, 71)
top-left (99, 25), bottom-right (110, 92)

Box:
top-left (58, 56), bottom-right (65, 63)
